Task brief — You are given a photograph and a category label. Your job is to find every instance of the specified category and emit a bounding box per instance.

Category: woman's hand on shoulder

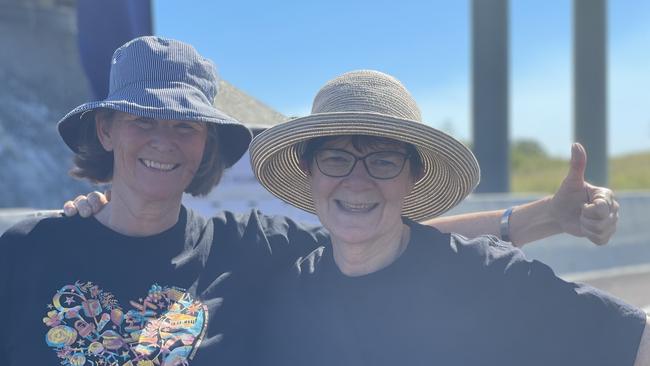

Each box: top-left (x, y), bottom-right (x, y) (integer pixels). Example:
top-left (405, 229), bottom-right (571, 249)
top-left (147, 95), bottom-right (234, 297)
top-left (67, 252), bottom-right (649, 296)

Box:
top-left (62, 191), bottom-right (110, 218)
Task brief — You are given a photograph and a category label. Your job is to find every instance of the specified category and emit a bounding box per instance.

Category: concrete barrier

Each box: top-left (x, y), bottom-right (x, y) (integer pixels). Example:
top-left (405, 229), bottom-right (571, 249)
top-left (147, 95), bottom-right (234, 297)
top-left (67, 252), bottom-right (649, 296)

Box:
top-left (446, 192), bottom-right (650, 309)
top-left (7, 192), bottom-right (646, 275)
top-left (447, 192), bottom-right (650, 276)
top-left (2, 192), bottom-right (648, 307)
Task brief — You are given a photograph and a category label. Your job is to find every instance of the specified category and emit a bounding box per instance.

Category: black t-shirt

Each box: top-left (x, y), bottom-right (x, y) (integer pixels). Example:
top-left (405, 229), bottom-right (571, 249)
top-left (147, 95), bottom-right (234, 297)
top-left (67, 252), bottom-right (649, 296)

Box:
top-left (0, 207), bottom-right (326, 366)
top-left (257, 220), bottom-right (647, 366)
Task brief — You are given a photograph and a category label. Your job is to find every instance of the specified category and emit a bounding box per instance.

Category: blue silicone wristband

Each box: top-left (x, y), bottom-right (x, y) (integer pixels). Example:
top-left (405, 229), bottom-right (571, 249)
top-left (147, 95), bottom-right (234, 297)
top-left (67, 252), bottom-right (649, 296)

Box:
top-left (500, 207), bottom-right (514, 242)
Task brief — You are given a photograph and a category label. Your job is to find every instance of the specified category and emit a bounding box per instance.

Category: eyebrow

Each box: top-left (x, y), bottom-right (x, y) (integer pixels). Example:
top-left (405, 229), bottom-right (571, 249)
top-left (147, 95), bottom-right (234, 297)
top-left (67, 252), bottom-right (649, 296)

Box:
top-left (131, 116), bottom-right (157, 123)
top-left (324, 143), bottom-right (407, 152)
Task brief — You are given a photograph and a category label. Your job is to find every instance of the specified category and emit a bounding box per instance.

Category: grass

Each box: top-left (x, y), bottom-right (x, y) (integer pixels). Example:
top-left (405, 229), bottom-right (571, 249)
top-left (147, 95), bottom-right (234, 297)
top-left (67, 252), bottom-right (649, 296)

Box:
top-left (609, 152), bottom-right (650, 191)
top-left (509, 140), bottom-right (650, 193)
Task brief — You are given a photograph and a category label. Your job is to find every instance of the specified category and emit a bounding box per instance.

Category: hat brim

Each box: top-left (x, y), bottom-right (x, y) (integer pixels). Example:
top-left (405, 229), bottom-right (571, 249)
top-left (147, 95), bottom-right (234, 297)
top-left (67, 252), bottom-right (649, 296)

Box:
top-left (57, 82), bottom-right (252, 167)
top-left (249, 112), bottom-right (480, 222)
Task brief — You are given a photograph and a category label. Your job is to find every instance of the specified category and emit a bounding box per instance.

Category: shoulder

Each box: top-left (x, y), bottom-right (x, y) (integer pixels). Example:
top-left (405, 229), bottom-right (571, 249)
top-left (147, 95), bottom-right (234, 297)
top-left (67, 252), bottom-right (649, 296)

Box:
top-left (206, 210), bottom-right (329, 270)
top-left (0, 214), bottom-right (90, 269)
top-left (405, 220), bottom-right (525, 268)
top-left (447, 233), bottom-right (568, 287)
top-left (407, 220), bottom-right (516, 261)
top-left (183, 206), bottom-right (209, 227)
top-left (410, 227), bottom-right (544, 287)
top-left (0, 213), bottom-right (80, 247)
top-left (182, 206), bottom-right (212, 238)
top-left (402, 222), bottom-right (525, 281)
top-left (449, 233), bottom-right (523, 265)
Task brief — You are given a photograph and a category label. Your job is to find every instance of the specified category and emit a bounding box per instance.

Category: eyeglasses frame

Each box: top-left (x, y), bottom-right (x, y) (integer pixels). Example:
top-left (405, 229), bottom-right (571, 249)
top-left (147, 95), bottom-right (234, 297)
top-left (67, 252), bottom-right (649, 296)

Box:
top-left (313, 148), bottom-right (411, 180)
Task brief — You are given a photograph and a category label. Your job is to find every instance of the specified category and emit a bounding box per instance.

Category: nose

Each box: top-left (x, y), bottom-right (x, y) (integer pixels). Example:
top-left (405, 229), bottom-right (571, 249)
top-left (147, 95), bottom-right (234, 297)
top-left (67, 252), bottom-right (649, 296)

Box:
top-left (341, 159), bottom-right (374, 188)
top-left (148, 126), bottom-right (177, 152)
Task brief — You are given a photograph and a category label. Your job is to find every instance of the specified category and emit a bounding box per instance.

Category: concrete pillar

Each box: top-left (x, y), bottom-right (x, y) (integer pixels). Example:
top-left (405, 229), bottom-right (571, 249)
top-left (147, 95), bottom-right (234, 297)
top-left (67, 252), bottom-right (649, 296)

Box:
top-left (472, 0), bottom-right (510, 193)
top-left (573, 0), bottom-right (608, 185)
top-left (0, 0), bottom-right (93, 207)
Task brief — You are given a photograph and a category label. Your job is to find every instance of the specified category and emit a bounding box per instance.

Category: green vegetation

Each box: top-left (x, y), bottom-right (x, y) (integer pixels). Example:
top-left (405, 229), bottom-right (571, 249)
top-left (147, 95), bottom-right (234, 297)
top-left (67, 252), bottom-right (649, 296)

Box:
top-left (510, 139), bottom-right (650, 193)
top-left (609, 152), bottom-right (650, 191)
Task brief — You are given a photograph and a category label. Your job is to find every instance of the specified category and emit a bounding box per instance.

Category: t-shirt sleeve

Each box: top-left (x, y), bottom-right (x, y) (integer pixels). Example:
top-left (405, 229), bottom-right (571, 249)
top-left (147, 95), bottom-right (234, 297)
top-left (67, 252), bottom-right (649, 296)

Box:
top-left (241, 210), bottom-right (328, 269)
top-left (471, 235), bottom-right (647, 365)
top-left (206, 210), bottom-right (327, 287)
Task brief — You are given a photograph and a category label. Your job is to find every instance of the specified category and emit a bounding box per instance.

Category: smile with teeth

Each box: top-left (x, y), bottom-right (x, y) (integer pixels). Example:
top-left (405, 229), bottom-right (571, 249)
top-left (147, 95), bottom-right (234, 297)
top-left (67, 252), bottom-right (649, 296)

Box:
top-left (140, 159), bottom-right (178, 171)
top-left (335, 200), bottom-right (379, 213)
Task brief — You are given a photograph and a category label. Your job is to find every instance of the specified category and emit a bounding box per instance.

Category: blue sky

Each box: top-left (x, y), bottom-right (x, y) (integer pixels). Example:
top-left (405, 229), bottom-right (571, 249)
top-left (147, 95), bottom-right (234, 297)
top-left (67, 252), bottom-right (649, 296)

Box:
top-left (154, 0), bottom-right (650, 157)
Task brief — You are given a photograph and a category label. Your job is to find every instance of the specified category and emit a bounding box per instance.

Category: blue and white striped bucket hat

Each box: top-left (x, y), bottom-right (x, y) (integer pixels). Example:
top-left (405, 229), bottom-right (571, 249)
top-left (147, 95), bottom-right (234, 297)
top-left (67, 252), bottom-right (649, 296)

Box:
top-left (58, 36), bottom-right (252, 167)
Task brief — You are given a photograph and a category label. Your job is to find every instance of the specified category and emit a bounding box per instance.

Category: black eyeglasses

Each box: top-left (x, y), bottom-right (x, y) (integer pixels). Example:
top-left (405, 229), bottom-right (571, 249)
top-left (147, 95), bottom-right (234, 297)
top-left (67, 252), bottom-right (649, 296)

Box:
top-left (314, 148), bottom-right (410, 179)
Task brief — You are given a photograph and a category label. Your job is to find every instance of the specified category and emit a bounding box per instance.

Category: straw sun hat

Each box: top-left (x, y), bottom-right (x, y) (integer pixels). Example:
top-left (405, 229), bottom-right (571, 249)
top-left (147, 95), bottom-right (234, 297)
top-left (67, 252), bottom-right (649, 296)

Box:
top-left (249, 70), bottom-right (480, 221)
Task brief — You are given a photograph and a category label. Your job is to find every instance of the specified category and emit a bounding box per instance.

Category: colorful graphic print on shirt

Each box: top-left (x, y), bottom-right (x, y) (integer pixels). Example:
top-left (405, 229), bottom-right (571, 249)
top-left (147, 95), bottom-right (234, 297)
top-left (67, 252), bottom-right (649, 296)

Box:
top-left (43, 281), bottom-right (208, 366)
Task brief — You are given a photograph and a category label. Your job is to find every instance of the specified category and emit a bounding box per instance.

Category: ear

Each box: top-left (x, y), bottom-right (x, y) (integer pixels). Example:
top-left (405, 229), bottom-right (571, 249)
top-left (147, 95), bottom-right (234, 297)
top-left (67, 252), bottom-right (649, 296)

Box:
top-left (95, 112), bottom-right (114, 152)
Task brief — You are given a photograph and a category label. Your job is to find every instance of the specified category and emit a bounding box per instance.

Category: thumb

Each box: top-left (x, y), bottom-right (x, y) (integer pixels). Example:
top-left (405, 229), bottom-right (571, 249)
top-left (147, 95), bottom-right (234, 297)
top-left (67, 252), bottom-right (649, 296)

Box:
top-left (566, 142), bottom-right (586, 184)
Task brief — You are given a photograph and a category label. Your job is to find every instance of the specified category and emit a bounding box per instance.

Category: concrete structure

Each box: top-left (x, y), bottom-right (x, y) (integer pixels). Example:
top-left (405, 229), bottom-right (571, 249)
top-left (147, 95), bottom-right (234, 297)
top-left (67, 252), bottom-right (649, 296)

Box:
top-left (215, 80), bottom-right (287, 129)
top-left (0, 0), bottom-right (286, 209)
top-left (471, 0), bottom-right (510, 193)
top-left (0, 0), bottom-right (93, 208)
top-left (574, 0), bottom-right (608, 186)
top-left (471, 0), bottom-right (610, 192)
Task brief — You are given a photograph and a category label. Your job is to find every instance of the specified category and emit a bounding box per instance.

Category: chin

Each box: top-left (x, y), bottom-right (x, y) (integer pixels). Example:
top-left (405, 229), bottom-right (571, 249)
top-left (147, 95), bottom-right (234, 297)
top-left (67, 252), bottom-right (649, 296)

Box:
top-left (138, 185), bottom-right (185, 202)
top-left (328, 225), bottom-right (379, 245)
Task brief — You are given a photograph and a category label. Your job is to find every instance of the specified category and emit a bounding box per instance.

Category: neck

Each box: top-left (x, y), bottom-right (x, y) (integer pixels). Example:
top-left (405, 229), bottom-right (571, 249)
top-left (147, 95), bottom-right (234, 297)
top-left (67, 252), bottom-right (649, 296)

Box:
top-left (95, 183), bottom-right (182, 237)
top-left (331, 221), bottom-right (410, 277)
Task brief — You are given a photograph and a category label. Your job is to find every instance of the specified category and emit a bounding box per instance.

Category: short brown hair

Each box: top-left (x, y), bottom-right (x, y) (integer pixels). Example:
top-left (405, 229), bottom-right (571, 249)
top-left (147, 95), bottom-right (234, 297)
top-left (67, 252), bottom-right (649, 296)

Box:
top-left (69, 109), bottom-right (225, 196)
top-left (301, 135), bottom-right (424, 179)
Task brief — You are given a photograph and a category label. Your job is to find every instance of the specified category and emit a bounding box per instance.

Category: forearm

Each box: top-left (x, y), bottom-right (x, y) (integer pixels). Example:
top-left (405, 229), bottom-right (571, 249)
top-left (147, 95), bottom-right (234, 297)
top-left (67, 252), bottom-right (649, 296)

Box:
top-left (422, 210), bottom-right (503, 240)
top-left (421, 196), bottom-right (562, 247)
top-left (507, 196), bottom-right (562, 246)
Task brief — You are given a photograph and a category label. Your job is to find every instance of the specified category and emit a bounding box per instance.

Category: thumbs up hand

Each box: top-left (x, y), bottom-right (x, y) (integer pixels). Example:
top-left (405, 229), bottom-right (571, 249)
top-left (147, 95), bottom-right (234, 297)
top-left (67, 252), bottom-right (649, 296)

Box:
top-left (550, 143), bottom-right (619, 245)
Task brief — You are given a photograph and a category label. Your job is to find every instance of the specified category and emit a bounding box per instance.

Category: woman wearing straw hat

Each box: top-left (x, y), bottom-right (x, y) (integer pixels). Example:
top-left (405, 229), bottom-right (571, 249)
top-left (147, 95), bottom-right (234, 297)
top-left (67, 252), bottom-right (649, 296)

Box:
top-left (249, 70), bottom-right (649, 365)
top-left (42, 39), bottom-right (623, 365)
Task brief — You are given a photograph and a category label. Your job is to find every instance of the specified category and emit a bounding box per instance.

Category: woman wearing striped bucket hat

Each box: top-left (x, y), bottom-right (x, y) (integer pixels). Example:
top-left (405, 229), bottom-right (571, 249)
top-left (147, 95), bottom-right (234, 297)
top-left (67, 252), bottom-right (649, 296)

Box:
top-left (0, 36), bottom-right (261, 366)
top-left (250, 70), bottom-right (648, 365)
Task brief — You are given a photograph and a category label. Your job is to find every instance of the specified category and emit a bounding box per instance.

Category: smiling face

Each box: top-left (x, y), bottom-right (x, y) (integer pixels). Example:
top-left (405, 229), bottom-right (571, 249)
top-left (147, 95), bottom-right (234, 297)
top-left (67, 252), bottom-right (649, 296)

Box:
top-left (308, 136), bottom-right (417, 246)
top-left (96, 111), bottom-right (208, 203)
